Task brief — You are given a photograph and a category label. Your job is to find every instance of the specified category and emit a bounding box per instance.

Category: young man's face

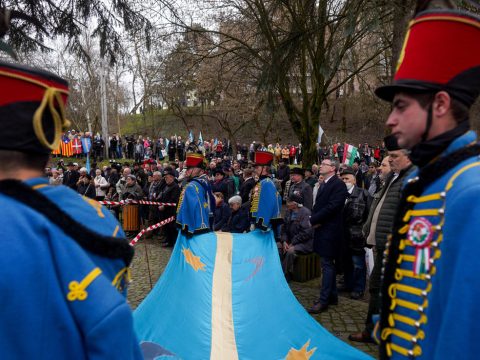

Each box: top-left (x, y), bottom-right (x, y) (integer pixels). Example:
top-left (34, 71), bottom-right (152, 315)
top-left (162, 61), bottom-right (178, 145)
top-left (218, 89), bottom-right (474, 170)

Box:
top-left (386, 93), bottom-right (428, 149)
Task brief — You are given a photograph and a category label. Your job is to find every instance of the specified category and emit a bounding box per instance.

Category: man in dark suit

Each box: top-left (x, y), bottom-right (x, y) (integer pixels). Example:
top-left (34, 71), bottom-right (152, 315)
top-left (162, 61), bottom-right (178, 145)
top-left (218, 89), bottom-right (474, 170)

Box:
top-left (308, 158), bottom-right (348, 313)
top-left (239, 167), bottom-right (255, 204)
top-left (62, 162), bottom-right (80, 190)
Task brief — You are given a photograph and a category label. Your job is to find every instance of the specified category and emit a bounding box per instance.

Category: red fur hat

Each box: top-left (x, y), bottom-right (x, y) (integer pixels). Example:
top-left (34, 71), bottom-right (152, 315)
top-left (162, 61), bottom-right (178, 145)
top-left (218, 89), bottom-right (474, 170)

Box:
top-left (376, 10), bottom-right (480, 107)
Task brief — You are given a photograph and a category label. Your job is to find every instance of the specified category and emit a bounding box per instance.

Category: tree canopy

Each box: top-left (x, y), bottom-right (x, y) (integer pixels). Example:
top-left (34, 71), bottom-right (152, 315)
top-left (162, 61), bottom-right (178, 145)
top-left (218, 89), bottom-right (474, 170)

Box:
top-left (0, 0), bottom-right (154, 63)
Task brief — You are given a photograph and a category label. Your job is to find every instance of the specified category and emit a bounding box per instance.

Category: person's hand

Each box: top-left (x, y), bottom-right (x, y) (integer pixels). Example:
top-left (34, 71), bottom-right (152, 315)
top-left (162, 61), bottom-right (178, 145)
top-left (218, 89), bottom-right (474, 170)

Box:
top-left (159, 205), bottom-right (165, 211)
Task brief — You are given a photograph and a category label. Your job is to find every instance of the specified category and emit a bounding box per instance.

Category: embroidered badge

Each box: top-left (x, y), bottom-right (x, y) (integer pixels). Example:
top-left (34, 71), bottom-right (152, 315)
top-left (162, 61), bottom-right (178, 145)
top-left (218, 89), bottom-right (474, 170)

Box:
top-left (408, 217), bottom-right (433, 275)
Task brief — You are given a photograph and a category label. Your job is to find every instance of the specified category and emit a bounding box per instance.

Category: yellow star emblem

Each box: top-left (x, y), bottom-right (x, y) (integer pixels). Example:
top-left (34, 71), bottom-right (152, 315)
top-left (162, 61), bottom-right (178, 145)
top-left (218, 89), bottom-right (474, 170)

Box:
top-left (182, 247), bottom-right (206, 272)
top-left (203, 202), bottom-right (208, 208)
top-left (285, 340), bottom-right (317, 360)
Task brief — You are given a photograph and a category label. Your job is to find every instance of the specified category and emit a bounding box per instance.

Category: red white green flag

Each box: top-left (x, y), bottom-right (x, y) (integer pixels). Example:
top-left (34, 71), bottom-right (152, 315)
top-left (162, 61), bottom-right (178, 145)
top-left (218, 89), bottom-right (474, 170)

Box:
top-left (343, 144), bottom-right (358, 166)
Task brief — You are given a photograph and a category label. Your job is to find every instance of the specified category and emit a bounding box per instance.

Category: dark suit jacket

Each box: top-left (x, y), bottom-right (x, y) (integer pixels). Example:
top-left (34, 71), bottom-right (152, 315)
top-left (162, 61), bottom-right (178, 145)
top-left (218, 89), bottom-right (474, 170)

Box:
top-left (239, 177), bottom-right (255, 204)
top-left (63, 170), bottom-right (80, 190)
top-left (310, 175), bottom-right (348, 257)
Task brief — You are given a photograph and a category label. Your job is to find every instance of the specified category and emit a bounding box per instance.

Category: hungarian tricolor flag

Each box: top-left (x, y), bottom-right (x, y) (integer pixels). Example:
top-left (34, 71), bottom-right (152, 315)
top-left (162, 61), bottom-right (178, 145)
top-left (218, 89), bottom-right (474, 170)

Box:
top-left (71, 137), bottom-right (83, 155)
top-left (343, 144), bottom-right (358, 166)
top-left (61, 136), bottom-right (73, 157)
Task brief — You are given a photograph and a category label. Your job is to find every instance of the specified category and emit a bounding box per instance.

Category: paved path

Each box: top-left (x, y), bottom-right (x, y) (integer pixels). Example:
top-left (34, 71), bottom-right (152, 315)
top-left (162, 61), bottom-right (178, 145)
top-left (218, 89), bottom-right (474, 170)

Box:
top-left (127, 236), bottom-right (377, 358)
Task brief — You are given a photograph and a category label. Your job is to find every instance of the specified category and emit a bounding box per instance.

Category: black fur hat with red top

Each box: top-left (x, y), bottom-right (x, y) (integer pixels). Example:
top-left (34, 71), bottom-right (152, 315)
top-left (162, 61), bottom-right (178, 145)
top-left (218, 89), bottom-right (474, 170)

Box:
top-left (0, 61), bottom-right (70, 154)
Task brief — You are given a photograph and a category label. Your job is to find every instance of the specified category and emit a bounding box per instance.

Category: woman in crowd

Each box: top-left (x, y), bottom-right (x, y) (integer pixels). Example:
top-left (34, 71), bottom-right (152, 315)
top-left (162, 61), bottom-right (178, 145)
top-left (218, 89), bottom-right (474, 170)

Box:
top-left (222, 195), bottom-right (250, 233)
top-left (94, 169), bottom-right (109, 201)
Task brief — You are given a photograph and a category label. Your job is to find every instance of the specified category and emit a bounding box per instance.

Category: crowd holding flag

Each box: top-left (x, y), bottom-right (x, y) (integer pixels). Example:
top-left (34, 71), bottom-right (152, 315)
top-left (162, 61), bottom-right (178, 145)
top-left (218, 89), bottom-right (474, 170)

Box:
top-left (342, 144), bottom-right (359, 166)
top-left (198, 131), bottom-right (203, 146)
top-left (71, 137), bottom-right (83, 155)
top-left (60, 135), bottom-right (74, 157)
top-left (81, 136), bottom-right (92, 154)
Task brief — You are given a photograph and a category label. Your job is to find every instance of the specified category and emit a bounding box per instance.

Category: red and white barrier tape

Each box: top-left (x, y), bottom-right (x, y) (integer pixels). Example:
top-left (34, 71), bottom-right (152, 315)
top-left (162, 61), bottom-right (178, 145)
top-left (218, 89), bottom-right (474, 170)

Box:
top-left (129, 216), bottom-right (176, 246)
top-left (99, 200), bottom-right (176, 206)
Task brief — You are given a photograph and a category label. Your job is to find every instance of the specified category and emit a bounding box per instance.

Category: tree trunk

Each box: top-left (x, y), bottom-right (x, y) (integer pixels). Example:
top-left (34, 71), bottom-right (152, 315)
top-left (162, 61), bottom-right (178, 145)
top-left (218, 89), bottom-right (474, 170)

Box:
top-left (391, 0), bottom-right (415, 79)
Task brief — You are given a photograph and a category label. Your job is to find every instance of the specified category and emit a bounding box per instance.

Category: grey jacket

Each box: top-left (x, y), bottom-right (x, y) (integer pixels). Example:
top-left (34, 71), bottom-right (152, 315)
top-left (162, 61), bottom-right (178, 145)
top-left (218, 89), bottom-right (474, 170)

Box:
top-left (288, 180), bottom-right (313, 210)
top-left (363, 165), bottom-right (415, 248)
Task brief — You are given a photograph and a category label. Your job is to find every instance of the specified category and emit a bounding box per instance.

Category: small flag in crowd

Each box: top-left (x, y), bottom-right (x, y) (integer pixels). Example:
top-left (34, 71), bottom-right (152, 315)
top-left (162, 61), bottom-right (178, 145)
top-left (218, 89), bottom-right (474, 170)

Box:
top-left (61, 136), bottom-right (73, 157)
top-left (214, 138), bottom-right (218, 146)
top-left (81, 137), bottom-right (92, 153)
top-left (343, 144), bottom-right (359, 166)
top-left (198, 131), bottom-right (203, 146)
top-left (52, 142), bottom-right (62, 155)
top-left (188, 130), bottom-right (194, 143)
top-left (317, 124), bottom-right (324, 144)
top-left (165, 138), bottom-right (169, 149)
top-left (72, 137), bottom-right (83, 155)
top-left (86, 154), bottom-right (91, 173)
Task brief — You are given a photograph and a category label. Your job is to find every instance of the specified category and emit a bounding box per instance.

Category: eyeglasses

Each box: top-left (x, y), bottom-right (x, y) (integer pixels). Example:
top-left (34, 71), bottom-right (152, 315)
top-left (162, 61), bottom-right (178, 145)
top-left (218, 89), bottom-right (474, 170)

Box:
top-left (320, 162), bottom-right (334, 167)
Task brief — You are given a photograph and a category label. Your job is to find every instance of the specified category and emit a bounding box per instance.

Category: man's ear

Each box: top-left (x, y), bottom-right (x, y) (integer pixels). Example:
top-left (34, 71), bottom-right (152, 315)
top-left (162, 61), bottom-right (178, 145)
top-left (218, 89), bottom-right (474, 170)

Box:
top-left (432, 91), bottom-right (451, 118)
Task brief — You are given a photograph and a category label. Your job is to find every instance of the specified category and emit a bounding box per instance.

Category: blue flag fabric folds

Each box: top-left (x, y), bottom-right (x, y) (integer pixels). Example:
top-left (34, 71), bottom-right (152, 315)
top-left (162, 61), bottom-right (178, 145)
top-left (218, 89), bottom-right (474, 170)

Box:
top-left (134, 230), bottom-right (373, 360)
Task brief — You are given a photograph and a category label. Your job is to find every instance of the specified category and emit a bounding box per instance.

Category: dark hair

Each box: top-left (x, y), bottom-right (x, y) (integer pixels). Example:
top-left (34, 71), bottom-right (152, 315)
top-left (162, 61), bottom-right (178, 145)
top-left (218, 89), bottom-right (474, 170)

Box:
top-left (0, 150), bottom-right (49, 173)
top-left (415, 92), bottom-right (469, 123)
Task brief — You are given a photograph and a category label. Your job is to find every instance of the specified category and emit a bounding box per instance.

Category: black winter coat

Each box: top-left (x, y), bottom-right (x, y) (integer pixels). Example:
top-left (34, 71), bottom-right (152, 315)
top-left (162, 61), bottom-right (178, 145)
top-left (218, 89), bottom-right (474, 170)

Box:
top-left (239, 177), bottom-right (255, 204)
top-left (363, 165), bottom-right (415, 248)
top-left (310, 175), bottom-right (348, 257)
top-left (280, 206), bottom-right (313, 252)
top-left (222, 205), bottom-right (250, 233)
top-left (343, 186), bottom-right (371, 254)
top-left (213, 202), bottom-right (231, 231)
top-left (157, 181), bottom-right (181, 219)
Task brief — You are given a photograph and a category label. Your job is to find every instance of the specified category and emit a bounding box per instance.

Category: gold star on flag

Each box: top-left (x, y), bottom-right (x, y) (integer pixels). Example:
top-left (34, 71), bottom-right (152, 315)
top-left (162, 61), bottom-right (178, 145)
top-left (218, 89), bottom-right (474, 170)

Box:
top-left (182, 247), bottom-right (206, 272)
top-left (285, 340), bottom-right (317, 360)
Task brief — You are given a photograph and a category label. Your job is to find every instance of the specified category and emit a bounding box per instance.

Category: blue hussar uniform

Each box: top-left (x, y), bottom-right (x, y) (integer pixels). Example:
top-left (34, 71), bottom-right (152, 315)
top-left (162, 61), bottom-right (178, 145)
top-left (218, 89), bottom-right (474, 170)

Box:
top-left (176, 174), bottom-right (214, 235)
top-left (0, 61), bottom-right (141, 359)
top-left (250, 150), bottom-right (283, 231)
top-left (0, 178), bottom-right (142, 359)
top-left (176, 152), bottom-right (214, 236)
top-left (250, 175), bottom-right (283, 230)
top-left (373, 9), bottom-right (480, 360)
top-left (374, 131), bottom-right (480, 359)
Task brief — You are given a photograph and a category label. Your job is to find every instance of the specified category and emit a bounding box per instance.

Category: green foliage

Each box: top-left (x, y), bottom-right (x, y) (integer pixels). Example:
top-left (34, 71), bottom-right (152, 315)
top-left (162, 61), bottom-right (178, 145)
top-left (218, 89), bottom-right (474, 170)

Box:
top-left (1, 0), bottom-right (153, 64)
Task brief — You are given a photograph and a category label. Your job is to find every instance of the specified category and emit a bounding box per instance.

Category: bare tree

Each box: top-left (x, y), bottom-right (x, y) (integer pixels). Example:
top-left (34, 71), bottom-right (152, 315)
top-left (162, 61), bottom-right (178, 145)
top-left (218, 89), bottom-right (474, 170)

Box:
top-left (162, 0), bottom-right (392, 165)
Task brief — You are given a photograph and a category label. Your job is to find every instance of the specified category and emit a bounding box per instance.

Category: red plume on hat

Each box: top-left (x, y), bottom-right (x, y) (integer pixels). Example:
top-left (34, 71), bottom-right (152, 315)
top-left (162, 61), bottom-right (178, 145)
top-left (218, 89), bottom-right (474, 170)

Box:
top-left (254, 151), bottom-right (274, 166)
top-left (375, 6), bottom-right (480, 107)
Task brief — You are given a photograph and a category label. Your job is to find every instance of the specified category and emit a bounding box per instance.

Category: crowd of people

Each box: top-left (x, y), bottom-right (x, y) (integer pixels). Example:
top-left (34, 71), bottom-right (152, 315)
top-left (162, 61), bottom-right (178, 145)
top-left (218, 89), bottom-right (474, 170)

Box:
top-left (54, 129), bottom-right (388, 168)
top-left (45, 139), bottom-right (393, 303)
top-left (4, 4), bottom-right (480, 359)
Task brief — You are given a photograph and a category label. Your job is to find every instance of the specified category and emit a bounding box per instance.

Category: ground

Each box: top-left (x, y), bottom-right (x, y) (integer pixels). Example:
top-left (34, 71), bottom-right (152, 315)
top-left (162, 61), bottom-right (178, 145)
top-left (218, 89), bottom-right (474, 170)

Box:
top-left (127, 236), bottom-right (377, 358)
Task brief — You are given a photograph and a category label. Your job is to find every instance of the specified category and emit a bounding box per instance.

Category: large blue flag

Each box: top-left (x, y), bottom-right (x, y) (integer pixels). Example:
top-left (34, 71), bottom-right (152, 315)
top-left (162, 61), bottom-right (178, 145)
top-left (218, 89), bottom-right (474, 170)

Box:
top-left (134, 230), bottom-right (373, 360)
